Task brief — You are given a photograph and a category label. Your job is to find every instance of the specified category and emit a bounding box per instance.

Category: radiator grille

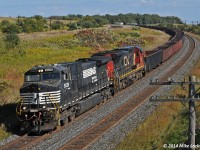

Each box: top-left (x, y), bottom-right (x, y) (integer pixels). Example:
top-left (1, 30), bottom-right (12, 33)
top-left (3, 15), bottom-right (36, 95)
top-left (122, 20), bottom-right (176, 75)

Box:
top-left (20, 90), bottom-right (61, 104)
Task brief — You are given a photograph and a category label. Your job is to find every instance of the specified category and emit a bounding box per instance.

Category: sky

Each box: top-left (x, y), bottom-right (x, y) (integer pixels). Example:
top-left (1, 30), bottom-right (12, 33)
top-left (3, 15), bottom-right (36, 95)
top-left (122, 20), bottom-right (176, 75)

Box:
top-left (0, 0), bottom-right (199, 23)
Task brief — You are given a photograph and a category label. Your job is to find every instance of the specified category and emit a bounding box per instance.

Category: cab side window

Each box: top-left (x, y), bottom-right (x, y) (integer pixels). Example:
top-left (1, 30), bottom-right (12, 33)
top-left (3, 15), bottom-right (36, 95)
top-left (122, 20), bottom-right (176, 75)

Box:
top-left (64, 73), bottom-right (71, 80)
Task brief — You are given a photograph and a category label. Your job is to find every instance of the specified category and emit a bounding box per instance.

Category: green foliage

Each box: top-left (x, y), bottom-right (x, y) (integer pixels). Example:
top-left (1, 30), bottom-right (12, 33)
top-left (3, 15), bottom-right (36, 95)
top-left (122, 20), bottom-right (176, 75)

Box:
top-left (1, 16), bottom-right (48, 33)
top-left (117, 32), bottom-right (144, 47)
top-left (68, 23), bottom-right (78, 30)
top-left (1, 20), bottom-right (10, 26)
top-left (32, 15), bottom-right (44, 21)
top-left (0, 35), bottom-right (6, 54)
top-left (23, 18), bottom-right (45, 32)
top-left (4, 33), bottom-right (20, 49)
top-left (119, 32), bottom-right (141, 38)
top-left (0, 13), bottom-right (183, 34)
top-left (49, 14), bottom-right (83, 20)
top-left (170, 24), bottom-right (200, 36)
top-left (2, 23), bottom-right (20, 34)
top-left (51, 21), bottom-right (65, 30)
top-left (163, 111), bottom-right (188, 144)
top-left (0, 20), bottom-right (10, 32)
top-left (81, 21), bottom-right (95, 28)
top-left (93, 15), bottom-right (109, 26)
top-left (0, 20), bottom-right (19, 34)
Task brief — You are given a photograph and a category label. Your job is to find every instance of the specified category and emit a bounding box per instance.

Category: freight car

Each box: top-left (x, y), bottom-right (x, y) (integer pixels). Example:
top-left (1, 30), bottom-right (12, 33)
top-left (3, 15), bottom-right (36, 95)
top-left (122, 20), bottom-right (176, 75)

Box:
top-left (16, 27), bottom-right (184, 133)
top-left (143, 26), bottom-right (183, 68)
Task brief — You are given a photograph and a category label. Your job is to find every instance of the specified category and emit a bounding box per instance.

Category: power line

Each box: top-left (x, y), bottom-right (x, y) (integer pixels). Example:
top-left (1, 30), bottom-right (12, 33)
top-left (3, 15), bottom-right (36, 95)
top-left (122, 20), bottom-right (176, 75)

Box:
top-left (150, 76), bottom-right (200, 150)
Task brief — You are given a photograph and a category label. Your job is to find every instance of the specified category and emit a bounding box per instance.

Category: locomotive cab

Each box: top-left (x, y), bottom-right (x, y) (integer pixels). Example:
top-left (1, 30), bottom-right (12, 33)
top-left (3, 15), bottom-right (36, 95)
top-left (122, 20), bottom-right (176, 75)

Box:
top-left (18, 65), bottom-right (67, 132)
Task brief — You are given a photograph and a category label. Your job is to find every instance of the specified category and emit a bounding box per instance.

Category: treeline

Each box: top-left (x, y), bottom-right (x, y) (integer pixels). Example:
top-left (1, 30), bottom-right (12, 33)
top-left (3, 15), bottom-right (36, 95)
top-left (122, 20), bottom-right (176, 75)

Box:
top-left (0, 13), bottom-right (183, 34)
top-left (176, 24), bottom-right (200, 35)
top-left (51, 14), bottom-right (182, 30)
top-left (49, 13), bottom-right (182, 25)
top-left (0, 15), bottom-right (48, 33)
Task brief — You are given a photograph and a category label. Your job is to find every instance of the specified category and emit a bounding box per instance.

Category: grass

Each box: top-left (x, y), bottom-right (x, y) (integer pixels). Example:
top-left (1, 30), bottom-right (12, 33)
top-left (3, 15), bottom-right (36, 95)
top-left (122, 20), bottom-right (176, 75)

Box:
top-left (110, 27), bottom-right (170, 50)
top-left (0, 17), bottom-right (18, 23)
top-left (116, 33), bottom-right (200, 150)
top-left (140, 28), bottom-right (170, 50)
top-left (18, 30), bottom-right (79, 40)
top-left (116, 90), bottom-right (191, 150)
top-left (0, 26), bottom-right (169, 141)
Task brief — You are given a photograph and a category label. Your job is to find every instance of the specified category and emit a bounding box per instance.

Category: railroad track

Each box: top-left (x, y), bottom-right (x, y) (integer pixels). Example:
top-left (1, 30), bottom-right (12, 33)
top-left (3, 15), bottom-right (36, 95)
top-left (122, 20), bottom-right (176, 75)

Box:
top-left (58, 35), bottom-right (195, 150)
top-left (0, 35), bottom-right (195, 150)
top-left (0, 133), bottom-right (39, 150)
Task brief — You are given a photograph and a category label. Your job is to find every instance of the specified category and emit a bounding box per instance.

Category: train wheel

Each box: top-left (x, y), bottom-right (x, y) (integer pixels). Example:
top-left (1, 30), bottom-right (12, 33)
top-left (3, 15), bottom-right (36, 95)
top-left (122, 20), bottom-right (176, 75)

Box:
top-left (110, 87), bottom-right (115, 96)
top-left (128, 79), bottom-right (133, 86)
top-left (69, 113), bottom-right (76, 122)
top-left (60, 118), bottom-right (69, 126)
top-left (60, 119), bottom-right (66, 126)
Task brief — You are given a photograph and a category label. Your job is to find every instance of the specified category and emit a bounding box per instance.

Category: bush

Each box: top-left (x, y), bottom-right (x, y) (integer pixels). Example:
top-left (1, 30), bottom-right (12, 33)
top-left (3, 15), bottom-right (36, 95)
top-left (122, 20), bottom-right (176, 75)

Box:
top-left (2, 24), bottom-right (20, 34)
top-left (81, 21), bottom-right (95, 28)
top-left (68, 23), bottom-right (78, 30)
top-left (0, 36), bottom-right (6, 54)
top-left (4, 33), bottom-right (20, 49)
top-left (51, 21), bottom-right (64, 30)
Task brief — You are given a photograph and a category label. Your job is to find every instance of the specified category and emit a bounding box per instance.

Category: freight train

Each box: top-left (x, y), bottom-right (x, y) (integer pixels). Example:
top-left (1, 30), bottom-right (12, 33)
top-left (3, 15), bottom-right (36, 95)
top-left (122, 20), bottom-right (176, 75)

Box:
top-left (16, 26), bottom-right (184, 133)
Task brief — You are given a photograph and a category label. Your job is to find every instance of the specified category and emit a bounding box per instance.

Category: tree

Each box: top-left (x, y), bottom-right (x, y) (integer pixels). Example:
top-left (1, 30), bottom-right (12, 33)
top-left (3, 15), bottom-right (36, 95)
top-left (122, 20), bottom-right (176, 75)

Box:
top-left (1, 20), bottom-right (11, 33)
top-left (4, 33), bottom-right (20, 49)
top-left (81, 21), bottom-right (94, 28)
top-left (23, 18), bottom-right (38, 33)
top-left (32, 15), bottom-right (44, 21)
top-left (2, 23), bottom-right (20, 34)
top-left (68, 23), bottom-right (78, 30)
top-left (51, 21), bottom-right (65, 30)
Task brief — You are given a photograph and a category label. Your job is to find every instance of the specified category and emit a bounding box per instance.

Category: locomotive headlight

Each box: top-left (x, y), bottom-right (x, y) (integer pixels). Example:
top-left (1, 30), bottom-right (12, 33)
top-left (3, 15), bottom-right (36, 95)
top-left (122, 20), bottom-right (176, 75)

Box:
top-left (23, 106), bottom-right (27, 110)
top-left (38, 69), bottom-right (44, 73)
top-left (42, 105), bottom-right (46, 109)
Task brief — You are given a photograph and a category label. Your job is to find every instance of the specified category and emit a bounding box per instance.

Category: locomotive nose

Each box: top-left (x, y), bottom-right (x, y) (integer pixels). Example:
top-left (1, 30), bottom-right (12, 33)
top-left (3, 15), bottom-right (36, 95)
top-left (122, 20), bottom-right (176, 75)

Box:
top-left (20, 83), bottom-right (61, 105)
top-left (20, 82), bottom-right (59, 93)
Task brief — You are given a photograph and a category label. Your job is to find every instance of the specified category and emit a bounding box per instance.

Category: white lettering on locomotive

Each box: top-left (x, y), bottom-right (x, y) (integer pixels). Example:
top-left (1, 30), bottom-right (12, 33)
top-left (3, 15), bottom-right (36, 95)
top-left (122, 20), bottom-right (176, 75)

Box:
top-left (83, 67), bottom-right (97, 78)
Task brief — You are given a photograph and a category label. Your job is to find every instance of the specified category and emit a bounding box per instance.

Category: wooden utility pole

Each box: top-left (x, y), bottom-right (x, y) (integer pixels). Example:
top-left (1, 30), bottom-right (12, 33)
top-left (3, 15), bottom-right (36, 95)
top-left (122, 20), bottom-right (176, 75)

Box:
top-left (150, 76), bottom-right (200, 150)
top-left (188, 76), bottom-right (196, 148)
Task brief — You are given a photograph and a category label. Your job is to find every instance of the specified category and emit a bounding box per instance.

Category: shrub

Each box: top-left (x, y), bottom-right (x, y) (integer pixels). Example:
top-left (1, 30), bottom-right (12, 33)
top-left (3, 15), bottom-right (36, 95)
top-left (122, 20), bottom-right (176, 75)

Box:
top-left (0, 36), bottom-right (6, 54)
top-left (81, 21), bottom-right (95, 28)
top-left (2, 23), bottom-right (20, 34)
top-left (75, 29), bottom-right (115, 48)
top-left (51, 21), bottom-right (64, 30)
top-left (4, 33), bottom-right (20, 49)
top-left (68, 23), bottom-right (78, 30)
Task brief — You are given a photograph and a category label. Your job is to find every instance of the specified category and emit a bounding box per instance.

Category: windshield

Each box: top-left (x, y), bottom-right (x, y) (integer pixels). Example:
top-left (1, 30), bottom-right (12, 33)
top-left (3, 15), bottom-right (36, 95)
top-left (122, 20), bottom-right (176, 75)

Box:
top-left (42, 73), bottom-right (60, 81)
top-left (25, 75), bottom-right (40, 82)
top-left (25, 73), bottom-right (60, 82)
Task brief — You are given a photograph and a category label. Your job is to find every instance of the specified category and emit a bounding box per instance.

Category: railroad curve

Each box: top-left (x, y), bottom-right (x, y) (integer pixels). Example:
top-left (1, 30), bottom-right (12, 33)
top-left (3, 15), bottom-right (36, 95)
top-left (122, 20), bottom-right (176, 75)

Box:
top-left (1, 34), bottom-right (199, 150)
top-left (57, 34), bottom-right (195, 150)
